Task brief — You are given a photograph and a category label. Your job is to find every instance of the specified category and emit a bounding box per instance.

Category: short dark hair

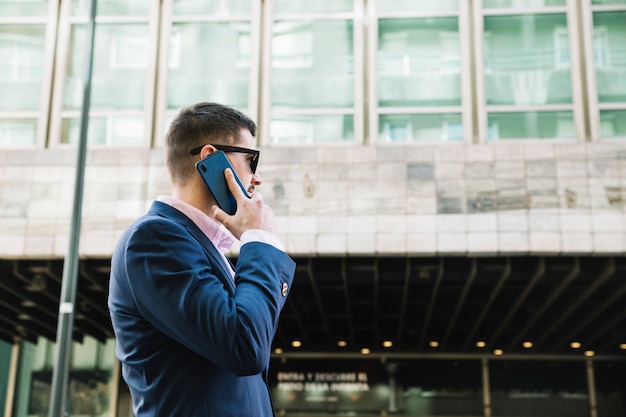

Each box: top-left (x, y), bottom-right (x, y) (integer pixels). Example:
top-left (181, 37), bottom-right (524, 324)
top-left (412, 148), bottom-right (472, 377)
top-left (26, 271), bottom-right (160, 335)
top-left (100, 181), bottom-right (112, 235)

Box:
top-left (165, 102), bottom-right (256, 184)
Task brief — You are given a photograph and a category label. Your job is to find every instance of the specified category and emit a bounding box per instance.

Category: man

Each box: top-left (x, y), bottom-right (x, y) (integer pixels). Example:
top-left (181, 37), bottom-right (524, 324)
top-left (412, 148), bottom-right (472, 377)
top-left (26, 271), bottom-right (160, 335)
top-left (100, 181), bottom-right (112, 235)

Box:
top-left (108, 102), bottom-right (296, 416)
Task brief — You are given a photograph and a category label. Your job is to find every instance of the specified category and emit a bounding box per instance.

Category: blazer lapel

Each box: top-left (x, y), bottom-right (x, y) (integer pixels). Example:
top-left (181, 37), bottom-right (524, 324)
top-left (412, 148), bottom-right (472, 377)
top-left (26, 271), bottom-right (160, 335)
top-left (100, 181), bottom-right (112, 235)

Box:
top-left (150, 201), bottom-right (236, 293)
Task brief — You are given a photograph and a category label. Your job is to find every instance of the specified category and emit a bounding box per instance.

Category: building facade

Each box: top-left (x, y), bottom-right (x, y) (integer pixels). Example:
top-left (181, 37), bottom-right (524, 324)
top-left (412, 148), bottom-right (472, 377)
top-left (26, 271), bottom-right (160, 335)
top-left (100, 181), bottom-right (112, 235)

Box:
top-left (1, 0), bottom-right (625, 416)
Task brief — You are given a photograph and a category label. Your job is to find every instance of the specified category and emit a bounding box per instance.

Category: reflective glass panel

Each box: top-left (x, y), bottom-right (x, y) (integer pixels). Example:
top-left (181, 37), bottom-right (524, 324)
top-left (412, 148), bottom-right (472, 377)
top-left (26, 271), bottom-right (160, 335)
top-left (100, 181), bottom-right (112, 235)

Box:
top-left (0, 341), bottom-right (9, 411)
top-left (13, 337), bottom-right (116, 417)
top-left (487, 111), bottom-right (575, 140)
top-left (270, 115), bottom-right (354, 144)
top-left (0, 25), bottom-right (46, 111)
top-left (600, 110), bottom-right (626, 138)
top-left (0, 0), bottom-right (48, 16)
top-left (378, 18), bottom-right (461, 107)
top-left (592, 0), bottom-right (626, 4)
top-left (167, 22), bottom-right (251, 110)
top-left (593, 11), bottom-right (626, 103)
top-left (61, 116), bottom-right (144, 145)
top-left (72, 0), bottom-right (150, 16)
top-left (0, 119), bottom-right (37, 145)
top-left (490, 361), bottom-right (588, 417)
top-left (484, 0), bottom-right (565, 8)
top-left (379, 113), bottom-right (463, 142)
top-left (272, 20), bottom-right (354, 108)
top-left (484, 14), bottom-right (572, 105)
top-left (274, 0), bottom-right (352, 14)
top-left (64, 24), bottom-right (149, 111)
top-left (173, 0), bottom-right (250, 15)
top-left (378, 0), bottom-right (458, 13)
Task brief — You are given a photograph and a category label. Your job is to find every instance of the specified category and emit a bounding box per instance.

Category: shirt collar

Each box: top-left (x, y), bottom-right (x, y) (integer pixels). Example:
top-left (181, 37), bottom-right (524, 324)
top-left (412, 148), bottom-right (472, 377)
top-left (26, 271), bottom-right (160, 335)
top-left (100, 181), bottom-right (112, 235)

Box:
top-left (156, 195), bottom-right (234, 252)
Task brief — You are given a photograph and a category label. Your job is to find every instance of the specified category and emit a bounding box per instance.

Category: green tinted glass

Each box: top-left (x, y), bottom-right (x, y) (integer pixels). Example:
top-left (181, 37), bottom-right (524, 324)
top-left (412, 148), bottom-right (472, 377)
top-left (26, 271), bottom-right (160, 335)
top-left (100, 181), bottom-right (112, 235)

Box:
top-left (600, 110), bottom-right (626, 138)
top-left (0, 25), bottom-right (46, 111)
top-left (484, 14), bottom-right (572, 106)
top-left (593, 11), bottom-right (626, 103)
top-left (270, 115), bottom-right (354, 144)
top-left (378, 17), bottom-right (461, 107)
top-left (379, 114), bottom-right (463, 142)
top-left (487, 111), bottom-right (575, 140)
top-left (167, 22), bottom-right (251, 110)
top-left (173, 0), bottom-right (250, 15)
top-left (65, 24), bottom-right (149, 111)
top-left (61, 116), bottom-right (144, 145)
top-left (0, 120), bottom-right (37, 146)
top-left (272, 20), bottom-right (354, 108)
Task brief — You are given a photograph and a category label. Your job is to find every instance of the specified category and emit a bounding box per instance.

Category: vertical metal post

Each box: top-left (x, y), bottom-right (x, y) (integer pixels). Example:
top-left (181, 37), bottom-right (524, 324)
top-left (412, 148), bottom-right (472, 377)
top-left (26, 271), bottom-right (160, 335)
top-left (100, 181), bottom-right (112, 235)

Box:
top-left (47, 0), bottom-right (97, 416)
top-left (481, 357), bottom-right (492, 417)
top-left (3, 342), bottom-right (20, 417)
top-left (586, 360), bottom-right (598, 417)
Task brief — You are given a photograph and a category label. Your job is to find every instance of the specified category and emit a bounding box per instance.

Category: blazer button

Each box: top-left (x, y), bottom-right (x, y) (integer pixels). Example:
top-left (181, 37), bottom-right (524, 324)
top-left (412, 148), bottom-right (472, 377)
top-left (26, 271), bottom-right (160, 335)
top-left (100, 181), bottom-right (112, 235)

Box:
top-left (281, 282), bottom-right (288, 297)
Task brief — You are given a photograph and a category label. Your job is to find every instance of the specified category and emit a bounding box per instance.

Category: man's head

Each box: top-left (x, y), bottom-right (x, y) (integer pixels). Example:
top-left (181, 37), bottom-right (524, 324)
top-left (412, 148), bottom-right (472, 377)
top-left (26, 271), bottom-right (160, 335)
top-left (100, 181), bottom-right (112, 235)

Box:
top-left (165, 102), bottom-right (257, 186)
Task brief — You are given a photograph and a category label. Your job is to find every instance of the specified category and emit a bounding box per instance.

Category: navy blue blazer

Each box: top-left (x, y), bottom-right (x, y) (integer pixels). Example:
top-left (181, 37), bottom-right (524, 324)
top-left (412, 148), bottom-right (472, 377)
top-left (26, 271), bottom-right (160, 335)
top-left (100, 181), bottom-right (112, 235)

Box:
top-left (108, 201), bottom-right (296, 416)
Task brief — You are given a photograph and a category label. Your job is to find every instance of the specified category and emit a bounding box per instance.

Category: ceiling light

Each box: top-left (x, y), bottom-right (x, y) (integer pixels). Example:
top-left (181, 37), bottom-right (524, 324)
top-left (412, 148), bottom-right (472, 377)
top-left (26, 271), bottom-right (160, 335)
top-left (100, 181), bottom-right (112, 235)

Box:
top-left (291, 340), bottom-right (302, 348)
top-left (493, 349), bottom-right (504, 356)
top-left (274, 348), bottom-right (283, 354)
top-left (523, 341), bottom-right (533, 349)
top-left (584, 350), bottom-right (595, 357)
top-left (383, 340), bottom-right (393, 348)
top-left (476, 341), bottom-right (486, 348)
top-left (337, 340), bottom-right (347, 347)
top-left (620, 344), bottom-right (626, 350)
top-left (429, 341), bottom-right (439, 348)
top-left (361, 348), bottom-right (370, 355)
top-left (570, 342), bottom-right (582, 349)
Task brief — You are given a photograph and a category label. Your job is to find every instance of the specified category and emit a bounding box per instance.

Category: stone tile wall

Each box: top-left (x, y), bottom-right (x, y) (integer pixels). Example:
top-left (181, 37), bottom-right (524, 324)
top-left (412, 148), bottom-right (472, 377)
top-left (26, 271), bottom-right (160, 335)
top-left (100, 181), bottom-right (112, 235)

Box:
top-left (0, 142), bottom-right (624, 258)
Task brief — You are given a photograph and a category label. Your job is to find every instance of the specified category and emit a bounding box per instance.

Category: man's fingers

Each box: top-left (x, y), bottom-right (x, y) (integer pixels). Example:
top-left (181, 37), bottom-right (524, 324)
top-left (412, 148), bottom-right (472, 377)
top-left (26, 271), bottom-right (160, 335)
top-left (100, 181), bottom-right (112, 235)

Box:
top-left (223, 168), bottom-right (245, 200)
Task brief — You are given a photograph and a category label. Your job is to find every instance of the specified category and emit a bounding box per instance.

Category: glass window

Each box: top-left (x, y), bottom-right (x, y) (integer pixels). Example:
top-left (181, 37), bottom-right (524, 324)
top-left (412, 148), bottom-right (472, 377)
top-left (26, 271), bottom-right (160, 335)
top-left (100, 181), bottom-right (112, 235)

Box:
top-left (378, 0), bottom-right (458, 13)
top-left (61, 116), bottom-right (144, 145)
top-left (64, 24), bottom-right (149, 111)
top-left (600, 110), bottom-right (626, 138)
top-left (378, 18), bottom-right (461, 107)
top-left (0, 119), bottom-right (38, 145)
top-left (596, 361), bottom-right (626, 417)
top-left (488, 111), bottom-right (575, 140)
top-left (12, 337), bottom-right (116, 417)
top-left (271, 20), bottom-right (354, 109)
top-left (490, 361), bottom-right (588, 417)
top-left (484, 0), bottom-right (566, 8)
top-left (592, 11), bottom-right (626, 103)
top-left (483, 14), bottom-right (572, 106)
top-left (173, 0), bottom-right (250, 15)
top-left (270, 115), bottom-right (354, 144)
top-left (72, 0), bottom-right (150, 16)
top-left (0, 25), bottom-right (46, 112)
top-left (480, 7), bottom-right (577, 141)
top-left (0, 0), bottom-right (48, 16)
top-left (379, 113), bottom-right (463, 142)
top-left (372, 2), bottom-right (466, 143)
top-left (592, 0), bottom-right (626, 4)
top-left (275, 0), bottom-right (352, 14)
top-left (398, 360), bottom-right (483, 416)
top-left (0, 341), bottom-right (11, 413)
top-left (167, 22), bottom-right (251, 110)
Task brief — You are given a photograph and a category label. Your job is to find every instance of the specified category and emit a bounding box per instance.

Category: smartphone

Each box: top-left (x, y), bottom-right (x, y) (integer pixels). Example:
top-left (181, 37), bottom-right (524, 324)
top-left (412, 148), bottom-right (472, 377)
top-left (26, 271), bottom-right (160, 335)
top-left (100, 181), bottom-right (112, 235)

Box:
top-left (196, 150), bottom-right (250, 215)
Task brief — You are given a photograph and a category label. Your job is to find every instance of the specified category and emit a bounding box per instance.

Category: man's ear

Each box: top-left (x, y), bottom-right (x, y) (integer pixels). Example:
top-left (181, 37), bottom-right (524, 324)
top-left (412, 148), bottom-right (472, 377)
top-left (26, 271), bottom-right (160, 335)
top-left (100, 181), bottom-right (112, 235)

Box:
top-left (199, 144), bottom-right (217, 159)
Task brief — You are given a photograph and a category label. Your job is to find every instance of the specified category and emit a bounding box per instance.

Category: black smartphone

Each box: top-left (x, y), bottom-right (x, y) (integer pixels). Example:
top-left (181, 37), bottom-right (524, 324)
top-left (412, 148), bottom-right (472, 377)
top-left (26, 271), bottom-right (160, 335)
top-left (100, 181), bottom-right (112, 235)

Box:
top-left (196, 150), bottom-right (250, 215)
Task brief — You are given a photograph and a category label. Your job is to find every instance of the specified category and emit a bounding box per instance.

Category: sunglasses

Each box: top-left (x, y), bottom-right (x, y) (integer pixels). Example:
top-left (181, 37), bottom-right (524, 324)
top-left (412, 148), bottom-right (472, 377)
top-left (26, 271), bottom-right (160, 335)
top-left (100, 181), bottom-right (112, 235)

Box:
top-left (190, 144), bottom-right (259, 174)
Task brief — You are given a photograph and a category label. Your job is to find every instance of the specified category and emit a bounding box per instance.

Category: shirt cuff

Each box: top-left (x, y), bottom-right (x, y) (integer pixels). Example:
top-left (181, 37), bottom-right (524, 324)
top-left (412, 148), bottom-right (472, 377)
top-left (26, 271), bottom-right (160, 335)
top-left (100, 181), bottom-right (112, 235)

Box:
top-left (240, 230), bottom-right (285, 252)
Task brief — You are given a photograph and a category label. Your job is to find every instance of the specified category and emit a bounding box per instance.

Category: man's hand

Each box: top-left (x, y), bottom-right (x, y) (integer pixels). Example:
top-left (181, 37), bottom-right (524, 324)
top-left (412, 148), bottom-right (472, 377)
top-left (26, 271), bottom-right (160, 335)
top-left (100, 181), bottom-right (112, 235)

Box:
top-left (212, 168), bottom-right (276, 239)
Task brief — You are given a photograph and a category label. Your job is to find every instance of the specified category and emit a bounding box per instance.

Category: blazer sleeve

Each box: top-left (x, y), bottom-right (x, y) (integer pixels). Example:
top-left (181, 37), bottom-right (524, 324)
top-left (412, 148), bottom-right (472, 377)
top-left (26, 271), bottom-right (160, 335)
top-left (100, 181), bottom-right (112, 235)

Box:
top-left (121, 215), bottom-right (296, 376)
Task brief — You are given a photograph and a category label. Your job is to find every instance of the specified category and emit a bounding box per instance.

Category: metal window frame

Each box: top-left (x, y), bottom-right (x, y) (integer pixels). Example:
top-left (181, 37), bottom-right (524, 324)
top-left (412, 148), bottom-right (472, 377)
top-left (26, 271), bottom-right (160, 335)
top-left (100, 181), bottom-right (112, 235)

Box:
top-left (260, 0), bottom-right (365, 146)
top-left (49, 0), bottom-right (159, 148)
top-left (367, 2), bottom-right (473, 144)
top-left (154, 0), bottom-right (262, 147)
